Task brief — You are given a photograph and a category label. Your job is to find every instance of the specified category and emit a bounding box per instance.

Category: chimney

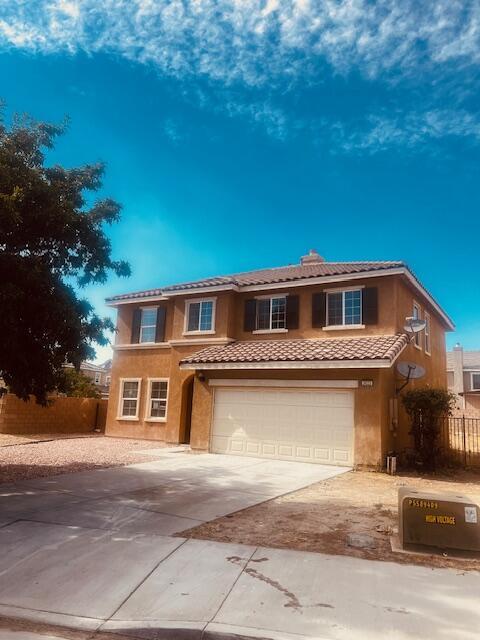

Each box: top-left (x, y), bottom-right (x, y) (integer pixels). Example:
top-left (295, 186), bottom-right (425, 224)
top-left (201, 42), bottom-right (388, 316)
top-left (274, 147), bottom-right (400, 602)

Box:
top-left (300, 249), bottom-right (325, 266)
top-left (453, 343), bottom-right (465, 396)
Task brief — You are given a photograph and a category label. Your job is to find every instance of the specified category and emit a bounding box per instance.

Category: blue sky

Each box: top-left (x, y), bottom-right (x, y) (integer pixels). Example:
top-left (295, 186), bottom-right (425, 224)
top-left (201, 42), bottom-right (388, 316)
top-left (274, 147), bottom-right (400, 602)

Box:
top-left (1, 1), bottom-right (479, 360)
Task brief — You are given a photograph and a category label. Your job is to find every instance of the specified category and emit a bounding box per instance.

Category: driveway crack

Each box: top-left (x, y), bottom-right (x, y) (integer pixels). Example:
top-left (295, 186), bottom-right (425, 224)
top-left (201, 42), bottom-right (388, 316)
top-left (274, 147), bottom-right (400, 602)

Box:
top-left (102, 537), bottom-right (189, 625)
top-left (203, 546), bottom-right (258, 637)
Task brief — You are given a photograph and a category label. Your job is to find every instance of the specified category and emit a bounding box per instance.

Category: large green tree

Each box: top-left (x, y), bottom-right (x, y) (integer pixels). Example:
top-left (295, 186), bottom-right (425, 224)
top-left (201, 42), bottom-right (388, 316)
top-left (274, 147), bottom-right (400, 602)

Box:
top-left (0, 110), bottom-right (130, 403)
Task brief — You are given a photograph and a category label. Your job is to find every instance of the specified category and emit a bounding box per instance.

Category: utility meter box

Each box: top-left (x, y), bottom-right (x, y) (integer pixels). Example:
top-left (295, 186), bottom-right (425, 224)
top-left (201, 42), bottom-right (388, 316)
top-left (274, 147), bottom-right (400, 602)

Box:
top-left (398, 488), bottom-right (480, 552)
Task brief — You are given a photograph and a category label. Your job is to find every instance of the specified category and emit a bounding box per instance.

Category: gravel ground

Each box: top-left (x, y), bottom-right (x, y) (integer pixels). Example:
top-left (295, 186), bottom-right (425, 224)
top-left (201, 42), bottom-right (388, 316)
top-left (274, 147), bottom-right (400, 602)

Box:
top-left (182, 469), bottom-right (480, 571)
top-left (0, 433), bottom-right (101, 447)
top-left (0, 436), bottom-right (166, 484)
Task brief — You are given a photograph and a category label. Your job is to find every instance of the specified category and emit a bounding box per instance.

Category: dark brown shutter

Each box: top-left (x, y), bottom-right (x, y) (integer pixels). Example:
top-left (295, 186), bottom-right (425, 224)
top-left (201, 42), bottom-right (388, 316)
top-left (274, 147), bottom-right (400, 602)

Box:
top-left (363, 287), bottom-right (378, 325)
top-left (244, 299), bottom-right (257, 332)
top-left (286, 295), bottom-right (299, 330)
top-left (155, 306), bottom-right (167, 343)
top-left (131, 308), bottom-right (141, 343)
top-left (312, 292), bottom-right (326, 328)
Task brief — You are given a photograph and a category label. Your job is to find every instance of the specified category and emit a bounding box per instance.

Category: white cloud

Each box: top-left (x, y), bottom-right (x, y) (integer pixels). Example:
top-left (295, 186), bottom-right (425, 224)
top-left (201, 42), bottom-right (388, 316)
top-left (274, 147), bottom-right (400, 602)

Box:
top-left (223, 99), bottom-right (292, 140)
top-left (1, 1), bottom-right (479, 152)
top-left (332, 109), bottom-right (480, 154)
top-left (0, 1), bottom-right (479, 86)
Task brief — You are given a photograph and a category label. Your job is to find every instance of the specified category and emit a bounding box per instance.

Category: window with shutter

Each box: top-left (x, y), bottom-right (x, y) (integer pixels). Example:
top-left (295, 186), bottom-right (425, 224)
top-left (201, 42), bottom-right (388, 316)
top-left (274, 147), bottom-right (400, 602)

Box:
top-left (326, 289), bottom-right (362, 326)
top-left (139, 308), bottom-right (158, 343)
top-left (253, 296), bottom-right (287, 331)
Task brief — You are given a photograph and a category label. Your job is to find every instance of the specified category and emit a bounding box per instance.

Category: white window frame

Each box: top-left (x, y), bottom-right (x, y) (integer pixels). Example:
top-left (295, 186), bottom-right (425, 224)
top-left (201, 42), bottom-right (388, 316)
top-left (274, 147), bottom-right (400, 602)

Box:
top-left (253, 295), bottom-right (288, 334)
top-left (139, 307), bottom-right (158, 344)
top-left (106, 375), bottom-right (111, 386)
top-left (183, 297), bottom-right (216, 335)
top-left (145, 378), bottom-right (169, 422)
top-left (117, 378), bottom-right (142, 421)
top-left (412, 301), bottom-right (421, 349)
top-left (325, 288), bottom-right (364, 329)
top-left (94, 372), bottom-right (101, 384)
top-left (424, 311), bottom-right (431, 355)
top-left (471, 372), bottom-right (480, 391)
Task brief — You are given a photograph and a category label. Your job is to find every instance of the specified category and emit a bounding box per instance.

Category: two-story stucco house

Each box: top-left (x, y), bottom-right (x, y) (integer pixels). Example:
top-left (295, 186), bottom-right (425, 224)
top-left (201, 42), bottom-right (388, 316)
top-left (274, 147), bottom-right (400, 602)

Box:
top-left (105, 251), bottom-right (453, 468)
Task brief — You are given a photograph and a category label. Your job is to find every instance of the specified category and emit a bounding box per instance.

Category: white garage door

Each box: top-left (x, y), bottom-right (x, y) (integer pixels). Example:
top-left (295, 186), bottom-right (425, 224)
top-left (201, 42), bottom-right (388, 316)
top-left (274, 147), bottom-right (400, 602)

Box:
top-left (211, 387), bottom-right (354, 466)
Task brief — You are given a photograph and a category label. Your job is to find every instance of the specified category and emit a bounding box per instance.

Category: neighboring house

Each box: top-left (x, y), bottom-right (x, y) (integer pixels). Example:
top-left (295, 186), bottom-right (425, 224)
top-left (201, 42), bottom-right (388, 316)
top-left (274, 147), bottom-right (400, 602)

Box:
top-left (64, 360), bottom-right (112, 398)
top-left (105, 251), bottom-right (453, 468)
top-left (447, 345), bottom-right (480, 417)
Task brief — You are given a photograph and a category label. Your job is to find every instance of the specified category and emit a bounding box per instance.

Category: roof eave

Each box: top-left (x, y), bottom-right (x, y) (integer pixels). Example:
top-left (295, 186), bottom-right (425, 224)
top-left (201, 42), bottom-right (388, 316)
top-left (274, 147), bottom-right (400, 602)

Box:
top-left (180, 358), bottom-right (395, 370)
top-left (106, 295), bottom-right (170, 307)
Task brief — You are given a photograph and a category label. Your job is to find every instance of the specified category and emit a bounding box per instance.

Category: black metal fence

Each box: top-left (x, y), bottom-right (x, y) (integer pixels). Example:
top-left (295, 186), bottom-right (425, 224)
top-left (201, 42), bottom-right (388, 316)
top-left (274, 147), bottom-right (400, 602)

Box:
top-left (440, 416), bottom-right (480, 468)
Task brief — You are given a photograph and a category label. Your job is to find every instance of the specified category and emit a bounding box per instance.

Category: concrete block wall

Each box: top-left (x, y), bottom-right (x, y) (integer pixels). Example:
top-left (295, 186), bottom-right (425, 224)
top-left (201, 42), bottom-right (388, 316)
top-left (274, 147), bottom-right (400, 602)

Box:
top-left (0, 394), bottom-right (108, 435)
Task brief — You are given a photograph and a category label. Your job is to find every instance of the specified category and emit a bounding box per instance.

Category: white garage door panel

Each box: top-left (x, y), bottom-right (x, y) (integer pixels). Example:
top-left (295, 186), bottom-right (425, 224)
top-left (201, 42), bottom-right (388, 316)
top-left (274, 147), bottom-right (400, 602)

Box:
top-left (211, 388), bottom-right (354, 466)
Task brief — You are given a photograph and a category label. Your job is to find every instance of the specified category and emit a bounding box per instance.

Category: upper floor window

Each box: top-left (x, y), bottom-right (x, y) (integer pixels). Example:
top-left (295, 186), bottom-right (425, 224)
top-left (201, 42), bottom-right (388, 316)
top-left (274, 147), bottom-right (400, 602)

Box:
top-left (412, 302), bottom-right (421, 348)
top-left (106, 375), bottom-right (111, 386)
top-left (94, 372), bottom-right (101, 384)
top-left (424, 312), bottom-right (431, 355)
top-left (256, 296), bottom-right (287, 331)
top-left (326, 289), bottom-right (362, 326)
top-left (472, 373), bottom-right (480, 391)
top-left (185, 298), bottom-right (215, 333)
top-left (140, 308), bottom-right (158, 343)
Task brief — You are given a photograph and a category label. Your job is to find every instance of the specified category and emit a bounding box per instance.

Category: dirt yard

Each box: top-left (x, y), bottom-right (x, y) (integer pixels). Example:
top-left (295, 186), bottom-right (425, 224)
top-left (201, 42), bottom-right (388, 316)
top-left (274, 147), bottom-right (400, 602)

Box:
top-left (0, 435), bottom-right (166, 484)
top-left (182, 469), bottom-right (480, 571)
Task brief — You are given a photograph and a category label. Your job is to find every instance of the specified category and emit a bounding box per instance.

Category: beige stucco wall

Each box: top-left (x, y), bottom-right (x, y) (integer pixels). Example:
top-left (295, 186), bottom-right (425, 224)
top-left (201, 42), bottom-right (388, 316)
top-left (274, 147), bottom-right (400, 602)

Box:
top-left (234, 275), bottom-right (398, 341)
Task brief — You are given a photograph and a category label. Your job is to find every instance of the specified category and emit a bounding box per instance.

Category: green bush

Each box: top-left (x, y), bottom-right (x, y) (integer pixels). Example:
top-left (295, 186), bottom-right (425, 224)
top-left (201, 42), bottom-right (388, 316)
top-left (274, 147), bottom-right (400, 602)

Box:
top-left (401, 388), bottom-right (457, 471)
top-left (62, 368), bottom-right (101, 399)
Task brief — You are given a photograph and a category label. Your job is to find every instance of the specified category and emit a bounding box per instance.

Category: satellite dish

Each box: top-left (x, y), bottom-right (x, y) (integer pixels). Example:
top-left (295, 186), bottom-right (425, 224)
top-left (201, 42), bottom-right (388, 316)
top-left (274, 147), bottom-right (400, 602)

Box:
top-left (404, 316), bottom-right (427, 334)
top-left (396, 361), bottom-right (425, 393)
top-left (396, 361), bottom-right (426, 380)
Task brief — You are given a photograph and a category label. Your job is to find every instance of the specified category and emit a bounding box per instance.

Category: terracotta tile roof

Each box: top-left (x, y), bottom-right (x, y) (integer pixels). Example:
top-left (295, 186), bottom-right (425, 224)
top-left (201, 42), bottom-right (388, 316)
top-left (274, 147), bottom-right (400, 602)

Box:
top-left (107, 288), bottom-right (164, 302)
top-left (163, 261), bottom-right (404, 291)
top-left (180, 334), bottom-right (408, 366)
top-left (104, 257), bottom-right (453, 331)
top-left (106, 261), bottom-right (404, 301)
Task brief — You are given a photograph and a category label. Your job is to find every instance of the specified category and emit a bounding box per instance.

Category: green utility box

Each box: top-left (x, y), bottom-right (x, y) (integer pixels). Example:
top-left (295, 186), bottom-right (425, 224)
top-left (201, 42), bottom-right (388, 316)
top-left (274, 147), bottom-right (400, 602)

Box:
top-left (398, 488), bottom-right (480, 552)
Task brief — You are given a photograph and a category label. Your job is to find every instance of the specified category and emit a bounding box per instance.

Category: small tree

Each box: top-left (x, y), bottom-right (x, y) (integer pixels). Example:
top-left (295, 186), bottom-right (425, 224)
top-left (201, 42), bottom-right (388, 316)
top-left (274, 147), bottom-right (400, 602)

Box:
top-left (402, 388), bottom-right (457, 471)
top-left (62, 369), bottom-right (101, 399)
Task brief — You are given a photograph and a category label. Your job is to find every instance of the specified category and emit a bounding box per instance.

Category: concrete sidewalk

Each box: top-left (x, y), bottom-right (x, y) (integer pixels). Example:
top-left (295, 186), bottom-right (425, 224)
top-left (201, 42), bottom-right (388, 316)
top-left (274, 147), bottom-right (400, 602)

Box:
top-left (0, 520), bottom-right (478, 639)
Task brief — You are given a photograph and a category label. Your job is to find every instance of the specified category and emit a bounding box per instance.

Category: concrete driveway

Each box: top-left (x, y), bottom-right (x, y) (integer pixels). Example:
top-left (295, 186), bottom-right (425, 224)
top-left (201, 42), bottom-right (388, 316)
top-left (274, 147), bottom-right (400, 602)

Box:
top-left (1, 449), bottom-right (346, 534)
